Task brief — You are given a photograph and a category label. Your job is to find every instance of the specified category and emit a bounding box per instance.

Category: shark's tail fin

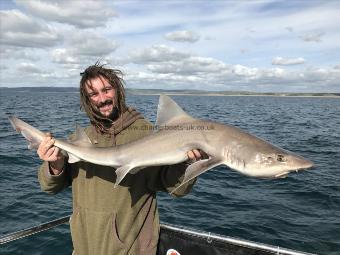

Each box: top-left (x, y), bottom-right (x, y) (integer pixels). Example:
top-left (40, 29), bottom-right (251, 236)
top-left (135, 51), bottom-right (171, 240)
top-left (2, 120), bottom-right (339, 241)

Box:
top-left (8, 116), bottom-right (46, 150)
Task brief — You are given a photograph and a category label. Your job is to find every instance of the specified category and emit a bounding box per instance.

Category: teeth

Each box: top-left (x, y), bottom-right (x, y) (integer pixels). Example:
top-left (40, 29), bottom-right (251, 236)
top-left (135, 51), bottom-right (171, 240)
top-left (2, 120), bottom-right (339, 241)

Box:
top-left (100, 105), bottom-right (111, 109)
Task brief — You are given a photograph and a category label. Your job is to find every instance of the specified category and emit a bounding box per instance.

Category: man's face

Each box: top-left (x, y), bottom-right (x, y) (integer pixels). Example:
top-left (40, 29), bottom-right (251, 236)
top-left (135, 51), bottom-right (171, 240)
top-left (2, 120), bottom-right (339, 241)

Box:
top-left (85, 76), bottom-right (117, 118)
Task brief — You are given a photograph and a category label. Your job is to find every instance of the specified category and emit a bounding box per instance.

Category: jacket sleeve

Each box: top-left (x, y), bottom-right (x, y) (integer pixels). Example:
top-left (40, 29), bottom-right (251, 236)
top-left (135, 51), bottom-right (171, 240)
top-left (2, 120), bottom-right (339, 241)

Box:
top-left (38, 159), bottom-right (71, 195)
top-left (144, 163), bottom-right (197, 197)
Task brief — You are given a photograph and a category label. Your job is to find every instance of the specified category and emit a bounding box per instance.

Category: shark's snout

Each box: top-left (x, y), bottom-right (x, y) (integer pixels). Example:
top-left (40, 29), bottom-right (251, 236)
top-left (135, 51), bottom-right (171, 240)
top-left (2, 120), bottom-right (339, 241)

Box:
top-left (298, 158), bottom-right (314, 170)
top-left (287, 154), bottom-right (314, 172)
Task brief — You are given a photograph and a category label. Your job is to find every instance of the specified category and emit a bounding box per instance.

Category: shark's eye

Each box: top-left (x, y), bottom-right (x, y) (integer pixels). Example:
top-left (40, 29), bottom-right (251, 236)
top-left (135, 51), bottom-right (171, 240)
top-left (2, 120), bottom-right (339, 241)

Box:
top-left (277, 154), bottom-right (285, 162)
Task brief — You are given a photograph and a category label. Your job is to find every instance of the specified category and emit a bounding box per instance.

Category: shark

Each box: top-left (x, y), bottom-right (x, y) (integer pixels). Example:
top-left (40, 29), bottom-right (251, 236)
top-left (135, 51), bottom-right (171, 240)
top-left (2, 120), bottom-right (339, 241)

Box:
top-left (8, 95), bottom-right (314, 191)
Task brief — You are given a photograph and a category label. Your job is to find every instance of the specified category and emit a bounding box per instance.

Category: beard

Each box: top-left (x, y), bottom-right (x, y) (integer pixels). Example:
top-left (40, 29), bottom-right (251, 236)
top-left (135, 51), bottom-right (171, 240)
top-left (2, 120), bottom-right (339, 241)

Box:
top-left (96, 99), bottom-right (119, 121)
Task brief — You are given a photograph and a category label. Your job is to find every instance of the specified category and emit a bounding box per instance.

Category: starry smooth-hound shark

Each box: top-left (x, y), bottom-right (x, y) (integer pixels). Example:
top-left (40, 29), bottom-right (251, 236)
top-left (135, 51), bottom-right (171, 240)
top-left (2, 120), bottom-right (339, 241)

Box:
top-left (9, 95), bottom-right (313, 191)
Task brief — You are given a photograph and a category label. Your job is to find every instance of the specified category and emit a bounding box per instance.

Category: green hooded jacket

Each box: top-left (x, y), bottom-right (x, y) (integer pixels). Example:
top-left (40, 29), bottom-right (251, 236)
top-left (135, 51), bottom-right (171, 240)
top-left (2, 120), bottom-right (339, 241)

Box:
top-left (38, 118), bottom-right (195, 255)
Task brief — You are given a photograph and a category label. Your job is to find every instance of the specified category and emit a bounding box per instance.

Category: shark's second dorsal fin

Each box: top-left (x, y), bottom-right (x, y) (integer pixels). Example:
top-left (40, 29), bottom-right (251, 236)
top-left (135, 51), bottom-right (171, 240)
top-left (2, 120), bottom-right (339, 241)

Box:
top-left (68, 124), bottom-right (93, 147)
top-left (155, 94), bottom-right (195, 126)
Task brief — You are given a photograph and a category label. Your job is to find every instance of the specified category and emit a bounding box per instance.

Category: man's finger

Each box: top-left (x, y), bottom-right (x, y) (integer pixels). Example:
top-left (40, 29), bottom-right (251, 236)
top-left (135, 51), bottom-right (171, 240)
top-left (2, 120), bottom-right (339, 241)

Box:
top-left (192, 149), bottom-right (202, 160)
top-left (45, 147), bottom-right (56, 158)
top-left (187, 150), bottom-right (195, 160)
top-left (39, 136), bottom-right (51, 149)
top-left (44, 138), bottom-right (55, 149)
top-left (50, 147), bottom-right (60, 160)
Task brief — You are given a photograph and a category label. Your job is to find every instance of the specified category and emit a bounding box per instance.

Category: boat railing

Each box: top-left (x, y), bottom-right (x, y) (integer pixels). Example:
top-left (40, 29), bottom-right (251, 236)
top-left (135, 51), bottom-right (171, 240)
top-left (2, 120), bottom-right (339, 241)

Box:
top-left (1, 216), bottom-right (317, 255)
top-left (0, 215), bottom-right (70, 245)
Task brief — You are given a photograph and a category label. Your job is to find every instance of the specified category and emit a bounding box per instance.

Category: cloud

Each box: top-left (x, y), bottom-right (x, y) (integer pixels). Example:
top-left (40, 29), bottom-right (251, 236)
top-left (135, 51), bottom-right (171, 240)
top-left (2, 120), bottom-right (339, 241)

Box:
top-left (232, 65), bottom-right (259, 77)
top-left (125, 70), bottom-right (205, 89)
top-left (7, 62), bottom-right (79, 87)
top-left (17, 63), bottom-right (42, 73)
top-left (147, 56), bottom-right (228, 75)
top-left (52, 33), bottom-right (119, 66)
top-left (129, 45), bottom-right (229, 76)
top-left (71, 35), bottom-right (119, 57)
top-left (0, 9), bottom-right (61, 48)
top-left (126, 45), bottom-right (232, 88)
top-left (1, 1), bottom-right (339, 92)
top-left (15, 0), bottom-right (116, 28)
top-left (272, 57), bottom-right (305, 65)
top-left (125, 43), bottom-right (340, 91)
top-left (302, 67), bottom-right (340, 83)
top-left (125, 44), bottom-right (340, 91)
top-left (285, 26), bottom-right (294, 32)
top-left (240, 48), bottom-right (249, 54)
top-left (0, 65), bottom-right (8, 71)
top-left (0, 47), bottom-right (41, 61)
top-left (164, 30), bottom-right (200, 43)
top-left (52, 48), bottom-right (78, 64)
top-left (301, 31), bottom-right (325, 42)
top-left (129, 45), bottom-right (190, 63)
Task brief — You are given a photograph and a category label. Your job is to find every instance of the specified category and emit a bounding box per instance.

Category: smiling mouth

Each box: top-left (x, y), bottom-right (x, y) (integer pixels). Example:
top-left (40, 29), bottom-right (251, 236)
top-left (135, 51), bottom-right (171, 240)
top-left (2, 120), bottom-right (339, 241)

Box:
top-left (97, 100), bottom-right (113, 112)
top-left (100, 104), bottom-right (112, 111)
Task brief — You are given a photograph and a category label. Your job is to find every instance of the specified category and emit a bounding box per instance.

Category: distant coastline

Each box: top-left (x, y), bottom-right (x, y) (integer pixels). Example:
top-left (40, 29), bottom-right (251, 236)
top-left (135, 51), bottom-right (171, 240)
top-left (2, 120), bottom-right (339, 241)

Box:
top-left (1, 87), bottom-right (339, 98)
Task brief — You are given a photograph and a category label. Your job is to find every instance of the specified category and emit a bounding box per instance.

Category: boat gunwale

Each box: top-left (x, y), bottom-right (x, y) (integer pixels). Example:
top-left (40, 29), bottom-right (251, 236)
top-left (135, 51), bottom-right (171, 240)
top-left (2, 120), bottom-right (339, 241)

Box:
top-left (0, 216), bottom-right (317, 255)
top-left (160, 223), bottom-right (317, 255)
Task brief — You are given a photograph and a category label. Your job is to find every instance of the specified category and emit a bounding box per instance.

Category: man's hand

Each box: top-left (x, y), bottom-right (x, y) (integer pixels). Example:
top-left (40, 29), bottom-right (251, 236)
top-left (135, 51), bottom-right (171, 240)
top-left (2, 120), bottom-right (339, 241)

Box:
top-left (37, 133), bottom-right (65, 175)
top-left (186, 149), bottom-right (209, 163)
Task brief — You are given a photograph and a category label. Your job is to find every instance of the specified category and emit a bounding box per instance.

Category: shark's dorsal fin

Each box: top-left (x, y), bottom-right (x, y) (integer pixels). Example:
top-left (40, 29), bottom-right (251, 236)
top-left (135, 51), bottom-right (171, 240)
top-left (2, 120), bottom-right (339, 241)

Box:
top-left (68, 124), bottom-right (93, 147)
top-left (155, 94), bottom-right (194, 126)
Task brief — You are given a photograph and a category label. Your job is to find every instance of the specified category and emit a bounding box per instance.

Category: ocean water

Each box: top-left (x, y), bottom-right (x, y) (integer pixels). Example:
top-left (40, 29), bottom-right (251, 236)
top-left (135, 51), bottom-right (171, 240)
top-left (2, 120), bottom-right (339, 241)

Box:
top-left (0, 89), bottom-right (339, 254)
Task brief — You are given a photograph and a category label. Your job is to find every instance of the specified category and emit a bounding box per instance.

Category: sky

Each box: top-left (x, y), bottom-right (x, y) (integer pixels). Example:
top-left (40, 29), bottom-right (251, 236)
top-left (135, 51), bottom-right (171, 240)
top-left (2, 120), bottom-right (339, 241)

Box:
top-left (0, 0), bottom-right (339, 92)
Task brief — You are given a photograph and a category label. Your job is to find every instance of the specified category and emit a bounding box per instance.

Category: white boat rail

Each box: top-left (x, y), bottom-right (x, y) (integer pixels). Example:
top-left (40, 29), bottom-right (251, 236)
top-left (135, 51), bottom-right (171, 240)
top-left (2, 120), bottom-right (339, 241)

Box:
top-left (160, 224), bottom-right (317, 255)
top-left (0, 215), bottom-right (70, 244)
top-left (0, 216), bottom-right (317, 255)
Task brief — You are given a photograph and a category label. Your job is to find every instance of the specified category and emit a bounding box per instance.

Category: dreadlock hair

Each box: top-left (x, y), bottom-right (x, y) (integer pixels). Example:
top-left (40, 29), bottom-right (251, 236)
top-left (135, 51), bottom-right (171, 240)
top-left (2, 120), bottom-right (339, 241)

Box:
top-left (79, 62), bottom-right (127, 134)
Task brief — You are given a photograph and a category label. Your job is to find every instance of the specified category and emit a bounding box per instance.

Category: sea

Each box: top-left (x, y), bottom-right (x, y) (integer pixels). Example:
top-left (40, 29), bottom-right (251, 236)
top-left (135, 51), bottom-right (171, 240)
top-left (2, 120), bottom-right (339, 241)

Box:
top-left (0, 88), bottom-right (339, 255)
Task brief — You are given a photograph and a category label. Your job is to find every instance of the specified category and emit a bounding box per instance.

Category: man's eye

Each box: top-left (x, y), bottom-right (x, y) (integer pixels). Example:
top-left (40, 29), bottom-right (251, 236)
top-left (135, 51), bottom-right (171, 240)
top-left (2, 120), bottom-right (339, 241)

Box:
top-left (89, 93), bottom-right (97, 97)
top-left (104, 87), bottom-right (112, 92)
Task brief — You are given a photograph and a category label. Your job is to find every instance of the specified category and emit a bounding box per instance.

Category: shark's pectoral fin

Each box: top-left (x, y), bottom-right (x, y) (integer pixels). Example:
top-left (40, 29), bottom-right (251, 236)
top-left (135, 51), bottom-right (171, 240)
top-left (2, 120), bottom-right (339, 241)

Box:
top-left (183, 157), bottom-right (222, 183)
top-left (114, 165), bottom-right (135, 188)
top-left (67, 153), bottom-right (81, 164)
top-left (275, 171), bottom-right (289, 178)
top-left (171, 157), bottom-right (222, 195)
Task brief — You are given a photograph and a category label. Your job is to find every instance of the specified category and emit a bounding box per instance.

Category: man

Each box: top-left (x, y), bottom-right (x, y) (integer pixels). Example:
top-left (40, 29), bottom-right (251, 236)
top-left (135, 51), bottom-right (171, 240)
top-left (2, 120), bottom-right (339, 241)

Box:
top-left (37, 63), bottom-right (205, 255)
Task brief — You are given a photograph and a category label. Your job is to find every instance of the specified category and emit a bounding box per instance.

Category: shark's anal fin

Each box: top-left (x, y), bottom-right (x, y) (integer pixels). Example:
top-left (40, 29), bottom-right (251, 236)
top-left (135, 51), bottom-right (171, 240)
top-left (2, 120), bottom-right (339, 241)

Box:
top-left (171, 157), bottom-right (222, 195)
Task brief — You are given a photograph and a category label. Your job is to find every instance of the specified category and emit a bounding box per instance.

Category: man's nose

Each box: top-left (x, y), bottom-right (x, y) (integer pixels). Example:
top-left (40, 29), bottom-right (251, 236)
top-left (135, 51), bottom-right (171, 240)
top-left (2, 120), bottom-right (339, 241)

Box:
top-left (98, 92), bottom-right (106, 102)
